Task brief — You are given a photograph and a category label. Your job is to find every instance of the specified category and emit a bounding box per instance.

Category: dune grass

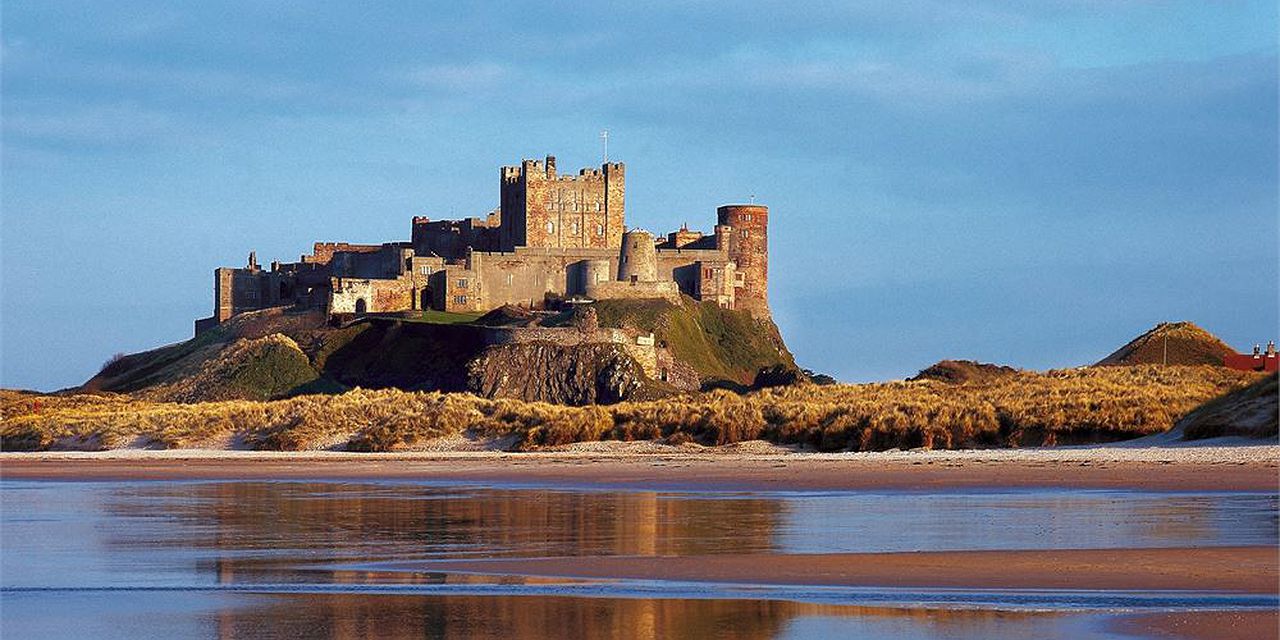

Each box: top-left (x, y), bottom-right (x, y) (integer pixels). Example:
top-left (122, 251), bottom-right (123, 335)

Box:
top-left (1, 365), bottom-right (1262, 453)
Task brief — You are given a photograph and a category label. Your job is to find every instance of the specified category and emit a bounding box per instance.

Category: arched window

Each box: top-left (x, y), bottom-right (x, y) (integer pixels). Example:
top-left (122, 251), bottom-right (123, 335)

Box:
top-left (355, 298), bottom-right (367, 314)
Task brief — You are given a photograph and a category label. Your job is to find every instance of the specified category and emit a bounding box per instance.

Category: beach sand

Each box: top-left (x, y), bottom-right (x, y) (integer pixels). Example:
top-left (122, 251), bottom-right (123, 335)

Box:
top-left (2, 443), bottom-right (1277, 491)
top-left (1112, 611), bottom-right (1278, 640)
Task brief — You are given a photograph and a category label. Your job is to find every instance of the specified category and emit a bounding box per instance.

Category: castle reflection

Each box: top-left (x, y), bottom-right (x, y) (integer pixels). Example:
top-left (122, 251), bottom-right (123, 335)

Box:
top-left (212, 594), bottom-right (1061, 640)
top-left (8, 480), bottom-right (1271, 639)
top-left (99, 482), bottom-right (784, 585)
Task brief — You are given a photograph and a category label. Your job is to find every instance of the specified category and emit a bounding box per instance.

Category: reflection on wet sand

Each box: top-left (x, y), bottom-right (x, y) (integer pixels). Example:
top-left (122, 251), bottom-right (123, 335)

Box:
top-left (215, 594), bottom-right (1070, 640)
top-left (105, 482), bottom-right (783, 567)
top-left (4, 479), bottom-right (1277, 640)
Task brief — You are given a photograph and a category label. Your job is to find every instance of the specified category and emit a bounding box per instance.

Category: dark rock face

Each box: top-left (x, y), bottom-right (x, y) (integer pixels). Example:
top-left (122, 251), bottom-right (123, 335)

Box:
top-left (466, 342), bottom-right (648, 405)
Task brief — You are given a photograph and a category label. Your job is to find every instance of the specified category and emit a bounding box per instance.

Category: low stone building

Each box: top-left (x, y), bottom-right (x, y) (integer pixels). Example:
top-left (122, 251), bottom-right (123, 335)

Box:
top-left (197, 154), bottom-right (771, 334)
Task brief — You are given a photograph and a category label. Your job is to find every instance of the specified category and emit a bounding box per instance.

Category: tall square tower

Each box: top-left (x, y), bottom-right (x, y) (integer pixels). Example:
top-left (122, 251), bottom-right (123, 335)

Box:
top-left (499, 155), bottom-right (624, 251)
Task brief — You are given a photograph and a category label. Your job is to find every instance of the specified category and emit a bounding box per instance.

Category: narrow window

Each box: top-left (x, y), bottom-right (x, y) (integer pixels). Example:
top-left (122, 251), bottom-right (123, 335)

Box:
top-left (546, 221), bottom-right (555, 234)
top-left (595, 223), bottom-right (604, 236)
top-left (457, 278), bottom-right (467, 288)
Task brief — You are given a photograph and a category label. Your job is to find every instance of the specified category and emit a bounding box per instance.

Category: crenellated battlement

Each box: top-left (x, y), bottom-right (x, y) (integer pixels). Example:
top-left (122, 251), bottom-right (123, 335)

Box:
top-left (501, 156), bottom-right (618, 184)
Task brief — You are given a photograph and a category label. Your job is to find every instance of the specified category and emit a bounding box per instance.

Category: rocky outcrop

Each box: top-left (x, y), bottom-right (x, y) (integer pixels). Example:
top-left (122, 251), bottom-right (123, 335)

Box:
top-left (81, 297), bottom-right (800, 405)
top-left (466, 342), bottom-right (650, 405)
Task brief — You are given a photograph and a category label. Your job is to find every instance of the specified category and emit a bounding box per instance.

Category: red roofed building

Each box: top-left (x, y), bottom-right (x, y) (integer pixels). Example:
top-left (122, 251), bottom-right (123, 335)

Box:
top-left (1223, 341), bottom-right (1278, 373)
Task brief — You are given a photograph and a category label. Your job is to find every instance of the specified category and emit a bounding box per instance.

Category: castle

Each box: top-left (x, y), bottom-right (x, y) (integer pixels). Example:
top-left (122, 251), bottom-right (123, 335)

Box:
top-left (196, 155), bottom-right (770, 334)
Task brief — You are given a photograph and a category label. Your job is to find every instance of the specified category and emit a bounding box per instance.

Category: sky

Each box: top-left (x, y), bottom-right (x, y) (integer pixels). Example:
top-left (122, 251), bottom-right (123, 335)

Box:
top-left (2, 1), bottom-right (1277, 390)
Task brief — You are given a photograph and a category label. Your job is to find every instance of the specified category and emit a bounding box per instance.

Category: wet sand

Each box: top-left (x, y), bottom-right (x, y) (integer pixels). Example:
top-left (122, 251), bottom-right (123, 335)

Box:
top-left (382, 547), bottom-right (1278, 594)
top-left (2, 448), bottom-right (1277, 492)
top-left (1113, 610), bottom-right (1278, 640)
top-left (4, 450), bottom-right (1277, 639)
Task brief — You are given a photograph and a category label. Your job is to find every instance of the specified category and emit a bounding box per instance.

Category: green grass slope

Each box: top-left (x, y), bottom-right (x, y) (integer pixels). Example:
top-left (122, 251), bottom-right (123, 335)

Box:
top-left (588, 297), bottom-right (797, 388)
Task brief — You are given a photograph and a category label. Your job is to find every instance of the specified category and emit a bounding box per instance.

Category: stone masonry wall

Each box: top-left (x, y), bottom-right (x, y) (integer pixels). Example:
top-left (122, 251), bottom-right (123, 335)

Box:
top-left (717, 204), bottom-right (769, 318)
top-left (499, 157), bottom-right (624, 251)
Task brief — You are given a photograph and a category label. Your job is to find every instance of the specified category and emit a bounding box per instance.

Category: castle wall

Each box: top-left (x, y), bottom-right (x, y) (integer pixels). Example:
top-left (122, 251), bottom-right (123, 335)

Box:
top-left (328, 244), bottom-right (411, 279)
top-left (306, 242), bottom-right (383, 266)
top-left (213, 266), bottom-right (283, 321)
top-left (450, 246), bottom-right (619, 310)
top-left (586, 280), bottom-right (681, 304)
top-left (412, 213), bottom-right (499, 260)
top-left (654, 245), bottom-right (734, 304)
top-left (329, 276), bottom-right (417, 314)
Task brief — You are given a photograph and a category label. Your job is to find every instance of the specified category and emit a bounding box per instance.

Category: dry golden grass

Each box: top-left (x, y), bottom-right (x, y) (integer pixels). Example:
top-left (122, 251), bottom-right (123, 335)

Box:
top-left (1, 365), bottom-right (1262, 452)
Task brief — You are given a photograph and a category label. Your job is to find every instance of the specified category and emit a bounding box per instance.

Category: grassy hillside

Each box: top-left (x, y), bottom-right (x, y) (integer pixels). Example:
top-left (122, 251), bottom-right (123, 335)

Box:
top-left (1174, 372), bottom-right (1278, 440)
top-left (1097, 322), bottom-right (1236, 367)
top-left (5, 365), bottom-right (1259, 452)
top-left (587, 297), bottom-right (797, 388)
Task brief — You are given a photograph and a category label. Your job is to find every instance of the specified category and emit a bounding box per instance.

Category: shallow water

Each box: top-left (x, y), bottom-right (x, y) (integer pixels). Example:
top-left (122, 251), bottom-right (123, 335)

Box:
top-left (1, 480), bottom-right (1275, 639)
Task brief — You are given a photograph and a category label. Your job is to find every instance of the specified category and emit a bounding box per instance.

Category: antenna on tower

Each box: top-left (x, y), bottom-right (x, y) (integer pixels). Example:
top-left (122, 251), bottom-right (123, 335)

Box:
top-left (600, 130), bottom-right (609, 163)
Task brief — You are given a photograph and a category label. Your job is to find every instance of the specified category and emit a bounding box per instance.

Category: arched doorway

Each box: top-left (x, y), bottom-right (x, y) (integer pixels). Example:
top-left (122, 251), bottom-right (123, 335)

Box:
top-left (420, 287), bottom-right (434, 311)
top-left (354, 298), bottom-right (367, 314)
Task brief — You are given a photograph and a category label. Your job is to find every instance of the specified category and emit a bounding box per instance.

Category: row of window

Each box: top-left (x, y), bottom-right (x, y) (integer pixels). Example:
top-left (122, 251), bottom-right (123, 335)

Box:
top-left (548, 202), bottom-right (603, 212)
top-left (545, 221), bottom-right (606, 236)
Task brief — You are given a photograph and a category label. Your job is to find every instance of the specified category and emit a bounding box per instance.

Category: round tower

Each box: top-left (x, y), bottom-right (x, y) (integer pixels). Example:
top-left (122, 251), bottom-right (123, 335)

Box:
top-left (716, 204), bottom-right (769, 318)
top-left (617, 229), bottom-right (658, 283)
top-left (582, 258), bottom-right (612, 296)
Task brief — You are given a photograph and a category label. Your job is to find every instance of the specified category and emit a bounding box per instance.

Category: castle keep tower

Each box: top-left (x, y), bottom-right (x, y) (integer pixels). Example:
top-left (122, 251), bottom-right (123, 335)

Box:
top-left (499, 155), bottom-right (625, 251)
top-left (717, 204), bottom-right (769, 318)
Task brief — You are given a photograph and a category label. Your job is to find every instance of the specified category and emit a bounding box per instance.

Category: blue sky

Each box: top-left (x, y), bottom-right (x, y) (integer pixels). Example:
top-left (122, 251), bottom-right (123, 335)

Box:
top-left (2, 1), bottom-right (1277, 390)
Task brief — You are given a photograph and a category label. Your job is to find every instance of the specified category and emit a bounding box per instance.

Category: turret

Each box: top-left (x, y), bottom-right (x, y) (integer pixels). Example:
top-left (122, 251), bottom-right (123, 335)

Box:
top-left (716, 204), bottom-right (769, 318)
top-left (618, 229), bottom-right (658, 283)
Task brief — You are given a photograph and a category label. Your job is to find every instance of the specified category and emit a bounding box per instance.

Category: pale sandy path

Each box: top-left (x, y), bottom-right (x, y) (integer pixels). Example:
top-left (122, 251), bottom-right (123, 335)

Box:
top-left (2, 442), bottom-right (1277, 491)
